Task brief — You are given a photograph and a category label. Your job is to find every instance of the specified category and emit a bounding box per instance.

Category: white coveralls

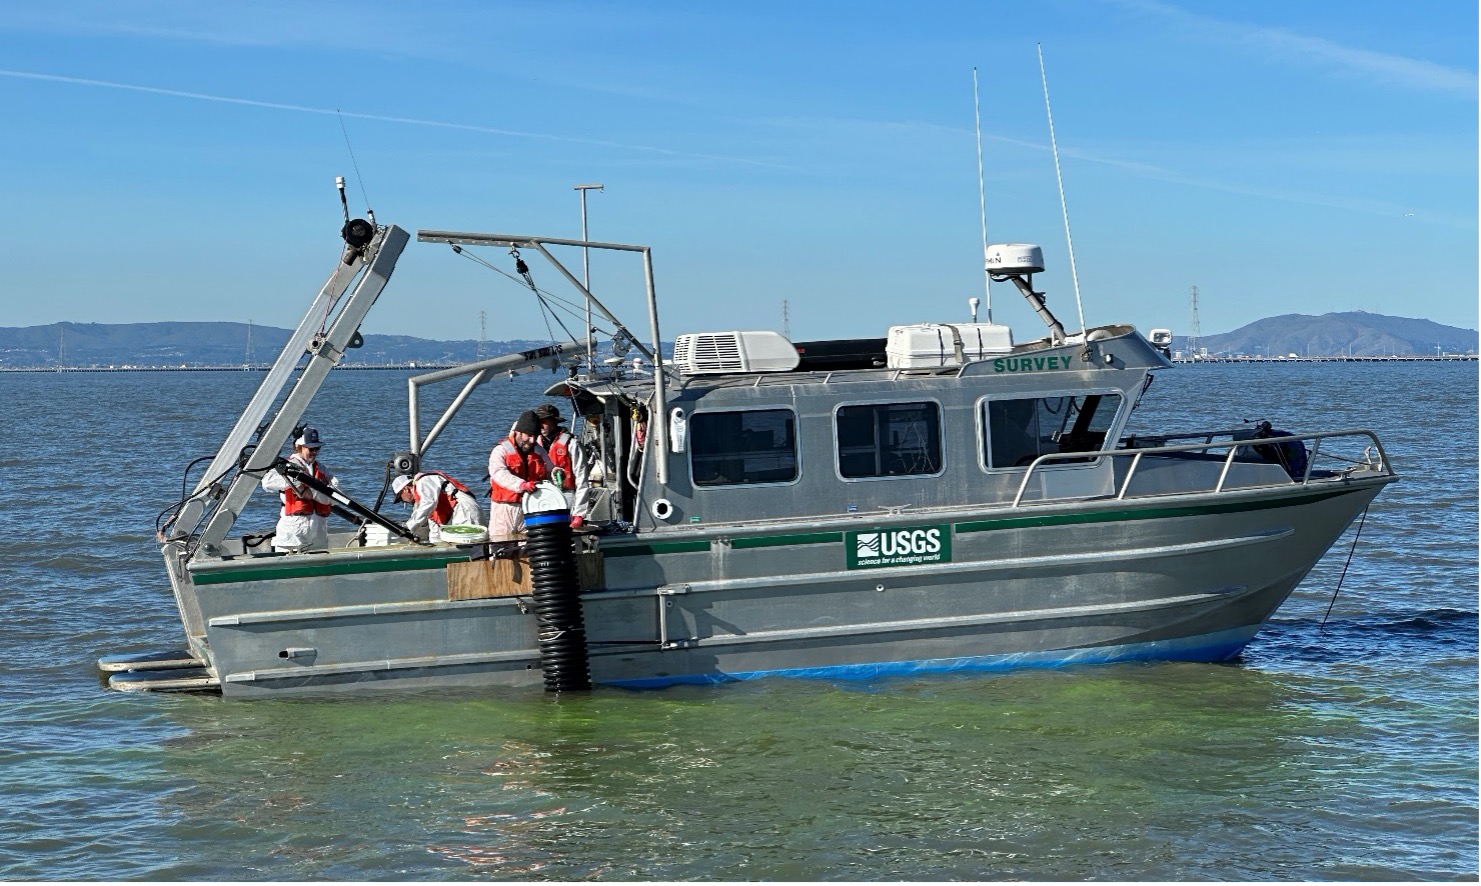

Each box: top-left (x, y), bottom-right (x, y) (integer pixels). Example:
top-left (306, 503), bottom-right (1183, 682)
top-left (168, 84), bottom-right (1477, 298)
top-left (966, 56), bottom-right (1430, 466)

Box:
top-left (259, 452), bottom-right (340, 552)
top-left (486, 438), bottom-right (555, 540)
top-left (407, 473), bottom-right (484, 543)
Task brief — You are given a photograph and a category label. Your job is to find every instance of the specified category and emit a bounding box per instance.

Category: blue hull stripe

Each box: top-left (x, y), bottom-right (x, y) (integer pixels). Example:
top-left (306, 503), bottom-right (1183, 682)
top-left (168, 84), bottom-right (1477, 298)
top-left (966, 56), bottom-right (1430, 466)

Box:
top-left (605, 626), bottom-right (1261, 689)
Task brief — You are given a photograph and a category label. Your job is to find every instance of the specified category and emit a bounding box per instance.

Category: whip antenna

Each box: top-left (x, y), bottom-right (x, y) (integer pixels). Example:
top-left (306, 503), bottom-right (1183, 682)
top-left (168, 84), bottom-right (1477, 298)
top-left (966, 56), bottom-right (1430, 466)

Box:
top-left (1037, 44), bottom-right (1086, 336)
top-left (973, 67), bottom-right (992, 323)
top-left (337, 110), bottom-right (375, 225)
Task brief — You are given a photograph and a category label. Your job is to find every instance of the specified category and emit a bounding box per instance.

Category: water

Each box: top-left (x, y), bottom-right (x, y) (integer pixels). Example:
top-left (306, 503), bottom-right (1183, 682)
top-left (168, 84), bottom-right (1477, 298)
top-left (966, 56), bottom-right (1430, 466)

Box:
top-left (0, 362), bottom-right (1475, 880)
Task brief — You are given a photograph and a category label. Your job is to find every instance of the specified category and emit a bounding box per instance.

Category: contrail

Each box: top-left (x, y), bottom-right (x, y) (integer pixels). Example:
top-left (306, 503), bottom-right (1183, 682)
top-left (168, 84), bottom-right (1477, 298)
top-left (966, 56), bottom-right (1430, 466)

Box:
top-left (0, 67), bottom-right (782, 168)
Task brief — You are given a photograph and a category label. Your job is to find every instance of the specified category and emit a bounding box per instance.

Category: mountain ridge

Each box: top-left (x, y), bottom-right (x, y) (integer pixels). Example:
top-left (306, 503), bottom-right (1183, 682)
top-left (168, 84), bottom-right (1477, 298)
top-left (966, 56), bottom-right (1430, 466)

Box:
top-left (0, 311), bottom-right (1474, 367)
top-left (1173, 311), bottom-right (1476, 358)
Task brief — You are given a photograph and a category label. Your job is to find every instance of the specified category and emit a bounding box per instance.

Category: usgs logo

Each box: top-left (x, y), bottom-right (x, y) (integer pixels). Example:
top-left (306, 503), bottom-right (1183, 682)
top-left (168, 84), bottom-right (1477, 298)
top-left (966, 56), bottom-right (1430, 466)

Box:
top-left (847, 525), bottom-right (952, 569)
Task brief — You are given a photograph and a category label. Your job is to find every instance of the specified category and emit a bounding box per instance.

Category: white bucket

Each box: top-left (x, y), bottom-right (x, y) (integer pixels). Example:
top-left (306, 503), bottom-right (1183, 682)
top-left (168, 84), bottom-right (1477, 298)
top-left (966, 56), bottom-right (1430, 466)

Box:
top-left (364, 524), bottom-right (395, 547)
top-left (438, 524), bottom-right (489, 545)
top-left (523, 481), bottom-right (569, 516)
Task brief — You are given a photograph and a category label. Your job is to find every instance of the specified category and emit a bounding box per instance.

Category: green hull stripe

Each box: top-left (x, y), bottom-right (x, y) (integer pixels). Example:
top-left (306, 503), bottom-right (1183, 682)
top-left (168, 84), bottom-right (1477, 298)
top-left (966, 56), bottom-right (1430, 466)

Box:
top-left (730, 532), bottom-right (843, 550)
top-left (602, 540), bottom-right (711, 558)
top-left (953, 486), bottom-right (1362, 534)
top-left (193, 553), bottom-right (471, 586)
top-left (200, 486), bottom-right (1372, 581)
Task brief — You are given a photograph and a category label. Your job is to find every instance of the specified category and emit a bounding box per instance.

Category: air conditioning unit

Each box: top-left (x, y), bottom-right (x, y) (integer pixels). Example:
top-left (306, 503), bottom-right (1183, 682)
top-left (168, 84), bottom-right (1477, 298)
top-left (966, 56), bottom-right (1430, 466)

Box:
top-left (672, 331), bottom-right (800, 375)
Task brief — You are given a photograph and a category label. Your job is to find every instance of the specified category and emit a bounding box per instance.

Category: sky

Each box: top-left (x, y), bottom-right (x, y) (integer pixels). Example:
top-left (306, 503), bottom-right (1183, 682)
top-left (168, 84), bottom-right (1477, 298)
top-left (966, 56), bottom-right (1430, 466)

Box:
top-left (0, 0), bottom-right (1475, 346)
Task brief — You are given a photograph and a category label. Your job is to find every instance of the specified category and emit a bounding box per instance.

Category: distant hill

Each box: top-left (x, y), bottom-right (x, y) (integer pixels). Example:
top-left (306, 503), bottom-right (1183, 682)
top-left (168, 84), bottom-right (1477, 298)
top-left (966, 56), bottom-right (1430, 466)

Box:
top-left (1172, 311), bottom-right (1477, 358)
top-left (0, 321), bottom-right (548, 368)
top-left (0, 311), bottom-right (1474, 367)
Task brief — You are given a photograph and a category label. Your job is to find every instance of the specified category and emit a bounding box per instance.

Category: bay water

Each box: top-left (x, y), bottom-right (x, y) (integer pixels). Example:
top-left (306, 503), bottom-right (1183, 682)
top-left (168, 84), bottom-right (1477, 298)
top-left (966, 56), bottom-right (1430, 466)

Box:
top-left (0, 361), bottom-right (1475, 880)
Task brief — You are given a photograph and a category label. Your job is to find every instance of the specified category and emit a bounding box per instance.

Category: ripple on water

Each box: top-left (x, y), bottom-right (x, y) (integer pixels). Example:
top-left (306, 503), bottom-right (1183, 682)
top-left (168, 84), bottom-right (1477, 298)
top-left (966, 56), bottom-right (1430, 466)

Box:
top-left (0, 363), bottom-right (1474, 880)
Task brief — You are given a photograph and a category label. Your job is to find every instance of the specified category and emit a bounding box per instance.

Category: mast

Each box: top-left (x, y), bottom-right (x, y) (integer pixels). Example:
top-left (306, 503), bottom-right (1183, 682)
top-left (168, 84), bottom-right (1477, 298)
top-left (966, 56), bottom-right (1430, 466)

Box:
top-left (973, 67), bottom-right (993, 323)
top-left (1037, 44), bottom-right (1087, 336)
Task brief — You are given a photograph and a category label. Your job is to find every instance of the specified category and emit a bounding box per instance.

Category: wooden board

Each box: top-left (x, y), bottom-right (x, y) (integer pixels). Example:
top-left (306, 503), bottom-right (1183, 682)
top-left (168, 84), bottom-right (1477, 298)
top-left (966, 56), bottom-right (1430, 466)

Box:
top-left (447, 557), bottom-right (530, 600)
top-left (446, 550), bottom-right (606, 601)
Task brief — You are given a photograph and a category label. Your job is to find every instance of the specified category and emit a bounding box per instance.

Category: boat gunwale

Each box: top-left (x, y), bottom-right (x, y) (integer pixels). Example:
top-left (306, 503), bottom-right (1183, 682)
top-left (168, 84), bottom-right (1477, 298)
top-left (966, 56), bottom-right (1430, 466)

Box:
top-left (185, 471), bottom-right (1391, 583)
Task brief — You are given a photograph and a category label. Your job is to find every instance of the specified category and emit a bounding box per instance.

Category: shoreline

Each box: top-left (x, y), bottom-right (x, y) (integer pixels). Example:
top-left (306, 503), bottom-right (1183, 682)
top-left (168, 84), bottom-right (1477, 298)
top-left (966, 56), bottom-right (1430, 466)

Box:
top-left (2, 353), bottom-right (1476, 373)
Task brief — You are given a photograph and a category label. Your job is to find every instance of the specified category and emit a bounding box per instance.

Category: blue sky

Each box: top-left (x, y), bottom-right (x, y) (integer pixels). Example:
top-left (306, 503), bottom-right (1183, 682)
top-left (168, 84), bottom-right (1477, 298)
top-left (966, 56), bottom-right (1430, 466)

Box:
top-left (1, 0), bottom-right (1475, 345)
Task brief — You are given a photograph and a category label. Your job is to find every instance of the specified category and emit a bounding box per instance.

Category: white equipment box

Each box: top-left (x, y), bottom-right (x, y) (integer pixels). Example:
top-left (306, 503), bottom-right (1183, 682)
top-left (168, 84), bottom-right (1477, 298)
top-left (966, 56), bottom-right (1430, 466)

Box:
top-left (886, 323), bottom-right (1014, 369)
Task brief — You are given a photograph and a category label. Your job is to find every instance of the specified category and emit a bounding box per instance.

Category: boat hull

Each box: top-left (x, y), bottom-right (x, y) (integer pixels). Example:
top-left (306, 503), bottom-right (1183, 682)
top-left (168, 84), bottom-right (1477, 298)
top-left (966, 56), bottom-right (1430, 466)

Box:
top-left (172, 478), bottom-right (1387, 697)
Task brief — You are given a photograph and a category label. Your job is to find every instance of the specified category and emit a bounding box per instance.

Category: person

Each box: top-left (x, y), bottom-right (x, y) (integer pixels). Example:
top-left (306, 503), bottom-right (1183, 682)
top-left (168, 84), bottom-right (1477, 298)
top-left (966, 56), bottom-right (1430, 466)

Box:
top-left (260, 425), bottom-right (339, 552)
top-left (487, 409), bottom-right (554, 539)
top-left (391, 470), bottom-right (483, 543)
top-left (533, 401), bottom-right (592, 528)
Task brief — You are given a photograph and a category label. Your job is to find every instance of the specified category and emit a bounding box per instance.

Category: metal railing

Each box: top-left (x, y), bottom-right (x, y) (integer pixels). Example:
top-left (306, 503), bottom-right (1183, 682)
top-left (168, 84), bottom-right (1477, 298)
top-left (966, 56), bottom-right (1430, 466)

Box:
top-left (1012, 428), bottom-right (1393, 508)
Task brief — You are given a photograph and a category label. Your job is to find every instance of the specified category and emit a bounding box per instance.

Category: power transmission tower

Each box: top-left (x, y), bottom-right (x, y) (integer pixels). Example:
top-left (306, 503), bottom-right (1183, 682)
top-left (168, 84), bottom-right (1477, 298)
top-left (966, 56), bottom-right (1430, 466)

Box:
top-left (782, 300), bottom-right (791, 338)
top-left (244, 319), bottom-right (255, 367)
top-left (1188, 285), bottom-right (1201, 359)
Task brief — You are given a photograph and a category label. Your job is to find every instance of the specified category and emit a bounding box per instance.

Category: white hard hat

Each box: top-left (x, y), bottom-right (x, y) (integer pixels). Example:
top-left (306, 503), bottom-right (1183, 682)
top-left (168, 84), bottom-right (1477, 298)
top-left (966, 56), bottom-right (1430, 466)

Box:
top-left (391, 475), bottom-right (413, 495)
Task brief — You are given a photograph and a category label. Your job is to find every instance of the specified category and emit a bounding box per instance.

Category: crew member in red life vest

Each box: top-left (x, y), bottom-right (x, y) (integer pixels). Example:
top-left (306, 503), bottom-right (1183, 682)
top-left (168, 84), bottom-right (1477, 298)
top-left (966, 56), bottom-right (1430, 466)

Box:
top-left (486, 410), bottom-right (554, 539)
top-left (533, 402), bottom-right (592, 529)
top-left (259, 425), bottom-right (339, 552)
top-left (392, 470), bottom-right (483, 543)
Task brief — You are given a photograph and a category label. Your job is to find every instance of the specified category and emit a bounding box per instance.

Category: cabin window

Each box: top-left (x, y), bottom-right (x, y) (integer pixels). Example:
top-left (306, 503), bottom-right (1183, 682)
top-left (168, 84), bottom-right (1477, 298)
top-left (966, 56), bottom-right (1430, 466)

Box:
top-left (836, 401), bottom-right (942, 478)
top-left (690, 409), bottom-right (798, 486)
top-left (983, 393), bottom-right (1122, 469)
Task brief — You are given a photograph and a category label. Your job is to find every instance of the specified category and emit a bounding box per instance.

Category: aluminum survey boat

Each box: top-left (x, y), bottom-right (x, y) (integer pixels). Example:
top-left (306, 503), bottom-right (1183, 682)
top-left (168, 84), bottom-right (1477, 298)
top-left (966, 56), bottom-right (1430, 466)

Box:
top-left (104, 219), bottom-right (1396, 697)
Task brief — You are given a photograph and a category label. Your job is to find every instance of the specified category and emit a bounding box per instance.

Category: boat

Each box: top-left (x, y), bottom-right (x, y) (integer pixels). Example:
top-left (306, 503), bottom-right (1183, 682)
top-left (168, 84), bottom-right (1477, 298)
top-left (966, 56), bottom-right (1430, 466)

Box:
top-left (101, 217), bottom-right (1396, 697)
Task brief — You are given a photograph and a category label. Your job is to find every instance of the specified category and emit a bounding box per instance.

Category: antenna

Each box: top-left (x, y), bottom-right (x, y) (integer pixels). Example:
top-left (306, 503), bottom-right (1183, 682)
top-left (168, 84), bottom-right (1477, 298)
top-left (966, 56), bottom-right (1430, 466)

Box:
top-left (479, 311), bottom-right (488, 360)
top-left (973, 67), bottom-right (992, 323)
top-left (574, 183), bottom-right (605, 371)
top-left (337, 112), bottom-right (374, 224)
top-left (969, 297), bottom-right (980, 323)
top-left (1037, 44), bottom-right (1087, 336)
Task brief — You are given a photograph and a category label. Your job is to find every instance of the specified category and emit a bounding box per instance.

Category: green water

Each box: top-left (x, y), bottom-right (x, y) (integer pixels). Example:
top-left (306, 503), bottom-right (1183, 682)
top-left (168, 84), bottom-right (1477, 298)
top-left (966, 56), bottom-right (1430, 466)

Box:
top-left (1, 364), bottom-right (1474, 880)
top-left (86, 664), bottom-right (1457, 880)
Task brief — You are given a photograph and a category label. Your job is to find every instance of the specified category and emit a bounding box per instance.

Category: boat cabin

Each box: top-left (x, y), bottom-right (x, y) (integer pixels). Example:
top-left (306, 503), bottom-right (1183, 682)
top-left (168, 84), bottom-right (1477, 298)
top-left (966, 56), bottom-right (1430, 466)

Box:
top-left (550, 322), bottom-right (1168, 531)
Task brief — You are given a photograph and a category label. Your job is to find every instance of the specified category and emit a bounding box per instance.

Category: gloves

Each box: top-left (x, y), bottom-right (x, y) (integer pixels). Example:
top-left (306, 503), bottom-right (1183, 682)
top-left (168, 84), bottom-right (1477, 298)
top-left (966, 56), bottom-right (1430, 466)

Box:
top-left (519, 480), bottom-right (538, 493)
top-left (569, 515), bottom-right (584, 529)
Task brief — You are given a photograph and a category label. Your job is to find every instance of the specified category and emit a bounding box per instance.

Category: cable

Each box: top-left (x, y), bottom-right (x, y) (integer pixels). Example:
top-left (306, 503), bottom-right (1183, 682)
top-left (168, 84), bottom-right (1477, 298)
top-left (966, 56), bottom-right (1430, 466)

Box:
top-left (450, 245), bottom-right (619, 340)
top-left (1320, 505), bottom-right (1370, 631)
top-left (337, 110), bottom-right (373, 219)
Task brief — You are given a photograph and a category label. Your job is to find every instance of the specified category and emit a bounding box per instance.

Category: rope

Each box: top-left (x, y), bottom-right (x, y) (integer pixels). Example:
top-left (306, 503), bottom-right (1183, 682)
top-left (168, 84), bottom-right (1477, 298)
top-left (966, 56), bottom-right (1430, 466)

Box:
top-left (1320, 504), bottom-right (1370, 631)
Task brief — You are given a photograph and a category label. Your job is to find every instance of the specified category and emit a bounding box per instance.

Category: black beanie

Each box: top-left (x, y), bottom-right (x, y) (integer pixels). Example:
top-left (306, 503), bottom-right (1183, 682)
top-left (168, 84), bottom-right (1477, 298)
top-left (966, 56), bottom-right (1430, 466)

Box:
top-left (513, 410), bottom-right (540, 436)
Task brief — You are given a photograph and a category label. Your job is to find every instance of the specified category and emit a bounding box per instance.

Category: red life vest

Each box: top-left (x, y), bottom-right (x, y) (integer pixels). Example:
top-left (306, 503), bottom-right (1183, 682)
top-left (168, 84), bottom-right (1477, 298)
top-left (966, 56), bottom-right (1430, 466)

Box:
top-left (412, 471), bottom-right (471, 524)
top-left (489, 437), bottom-right (550, 503)
top-left (282, 460), bottom-right (332, 516)
top-left (544, 431), bottom-right (575, 491)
